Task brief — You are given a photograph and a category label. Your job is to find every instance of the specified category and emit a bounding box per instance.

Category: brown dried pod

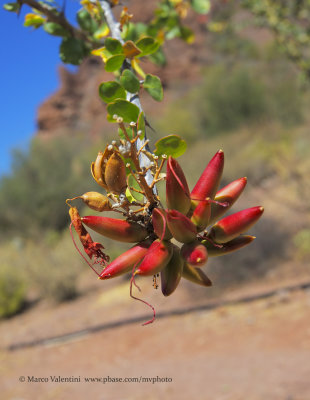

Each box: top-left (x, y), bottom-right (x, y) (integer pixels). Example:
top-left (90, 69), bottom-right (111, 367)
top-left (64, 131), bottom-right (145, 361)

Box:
top-left (91, 151), bottom-right (108, 189)
top-left (104, 152), bottom-right (127, 194)
top-left (80, 192), bottom-right (112, 212)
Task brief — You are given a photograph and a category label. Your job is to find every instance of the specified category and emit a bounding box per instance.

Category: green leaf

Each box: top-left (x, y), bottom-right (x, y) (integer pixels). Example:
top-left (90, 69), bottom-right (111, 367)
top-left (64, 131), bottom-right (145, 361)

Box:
top-left (123, 41), bottom-right (141, 58)
top-left (24, 13), bottom-right (45, 29)
top-left (99, 81), bottom-right (126, 103)
top-left (136, 37), bottom-right (159, 56)
top-left (166, 26), bottom-right (181, 40)
top-left (122, 22), bottom-right (147, 42)
top-left (180, 26), bottom-right (195, 44)
top-left (77, 9), bottom-right (98, 34)
top-left (154, 135), bottom-right (187, 158)
top-left (127, 175), bottom-right (144, 202)
top-left (60, 37), bottom-right (89, 65)
top-left (107, 99), bottom-right (140, 123)
top-left (137, 112), bottom-right (145, 140)
top-left (3, 2), bottom-right (20, 12)
top-left (118, 126), bottom-right (134, 140)
top-left (120, 69), bottom-right (140, 93)
top-left (105, 54), bottom-right (125, 72)
top-left (93, 24), bottom-right (109, 40)
top-left (191, 0), bottom-right (211, 15)
top-left (125, 187), bottom-right (135, 203)
top-left (104, 38), bottom-right (123, 55)
top-left (44, 22), bottom-right (69, 37)
top-left (143, 74), bottom-right (163, 101)
top-left (149, 48), bottom-right (166, 67)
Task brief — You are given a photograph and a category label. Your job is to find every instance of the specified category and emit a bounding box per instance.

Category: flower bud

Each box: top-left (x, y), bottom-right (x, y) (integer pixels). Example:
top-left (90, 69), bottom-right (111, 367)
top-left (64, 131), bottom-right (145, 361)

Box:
top-left (82, 215), bottom-right (148, 243)
top-left (166, 209), bottom-right (197, 243)
top-left (209, 206), bottom-right (264, 243)
top-left (80, 192), bottom-right (112, 212)
top-left (191, 150), bottom-right (224, 203)
top-left (161, 245), bottom-right (184, 296)
top-left (166, 156), bottom-right (191, 214)
top-left (180, 240), bottom-right (208, 267)
top-left (191, 198), bottom-right (211, 232)
top-left (152, 208), bottom-right (172, 240)
top-left (203, 235), bottom-right (255, 257)
top-left (135, 240), bottom-right (173, 276)
top-left (209, 177), bottom-right (247, 225)
top-left (182, 263), bottom-right (212, 287)
top-left (99, 239), bottom-right (152, 280)
top-left (104, 152), bottom-right (127, 195)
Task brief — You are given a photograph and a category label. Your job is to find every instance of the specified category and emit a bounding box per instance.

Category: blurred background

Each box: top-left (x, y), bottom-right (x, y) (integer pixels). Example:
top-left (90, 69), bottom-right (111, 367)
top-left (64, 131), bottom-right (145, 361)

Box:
top-left (1, 1), bottom-right (310, 399)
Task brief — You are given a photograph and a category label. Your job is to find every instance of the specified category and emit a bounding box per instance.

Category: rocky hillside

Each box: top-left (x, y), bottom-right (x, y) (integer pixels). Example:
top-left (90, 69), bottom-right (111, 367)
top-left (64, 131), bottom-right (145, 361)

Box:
top-left (36, 1), bottom-right (269, 139)
top-left (36, 1), bottom-right (209, 138)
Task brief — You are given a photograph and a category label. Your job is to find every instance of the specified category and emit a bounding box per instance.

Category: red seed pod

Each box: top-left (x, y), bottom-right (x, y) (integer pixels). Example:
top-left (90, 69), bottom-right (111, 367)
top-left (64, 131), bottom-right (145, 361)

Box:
top-left (161, 245), bottom-right (184, 296)
top-left (191, 150), bottom-right (224, 203)
top-left (182, 263), bottom-right (212, 287)
top-left (209, 177), bottom-right (247, 225)
top-left (203, 235), bottom-right (255, 257)
top-left (166, 156), bottom-right (191, 214)
top-left (166, 209), bottom-right (197, 244)
top-left (135, 240), bottom-right (173, 276)
top-left (152, 208), bottom-right (173, 240)
top-left (209, 206), bottom-right (264, 244)
top-left (99, 239), bottom-right (152, 280)
top-left (82, 215), bottom-right (148, 243)
top-left (191, 198), bottom-right (211, 232)
top-left (180, 240), bottom-right (208, 267)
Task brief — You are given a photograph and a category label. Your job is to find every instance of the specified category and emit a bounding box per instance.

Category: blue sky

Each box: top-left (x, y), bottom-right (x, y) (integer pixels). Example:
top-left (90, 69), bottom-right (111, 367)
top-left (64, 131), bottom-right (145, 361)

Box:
top-left (0, 1), bottom-right (80, 176)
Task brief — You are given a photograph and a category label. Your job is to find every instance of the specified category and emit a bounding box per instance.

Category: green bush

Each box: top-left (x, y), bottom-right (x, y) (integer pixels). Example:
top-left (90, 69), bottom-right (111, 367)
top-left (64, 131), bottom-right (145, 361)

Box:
top-left (23, 234), bottom-right (85, 303)
top-left (196, 65), bottom-right (268, 134)
top-left (0, 136), bottom-right (101, 239)
top-left (158, 62), bottom-right (303, 140)
top-left (155, 92), bottom-right (199, 142)
top-left (293, 229), bottom-right (310, 261)
top-left (0, 264), bottom-right (26, 318)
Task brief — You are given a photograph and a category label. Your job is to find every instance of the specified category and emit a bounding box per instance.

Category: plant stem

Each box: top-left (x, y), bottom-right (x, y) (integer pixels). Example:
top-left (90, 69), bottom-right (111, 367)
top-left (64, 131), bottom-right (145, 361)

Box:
top-left (119, 123), bottom-right (156, 206)
top-left (20, 0), bottom-right (96, 46)
top-left (99, 0), bottom-right (155, 188)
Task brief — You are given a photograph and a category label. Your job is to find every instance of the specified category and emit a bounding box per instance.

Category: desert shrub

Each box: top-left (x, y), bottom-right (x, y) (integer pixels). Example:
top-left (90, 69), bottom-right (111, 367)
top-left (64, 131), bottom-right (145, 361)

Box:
top-left (293, 229), bottom-right (310, 261)
top-left (0, 227), bottom-right (127, 306)
top-left (263, 59), bottom-right (304, 126)
top-left (196, 65), bottom-right (268, 134)
top-left (155, 94), bottom-right (199, 142)
top-left (158, 62), bottom-right (303, 141)
top-left (0, 263), bottom-right (26, 318)
top-left (23, 234), bottom-right (85, 303)
top-left (0, 135), bottom-right (100, 238)
top-left (23, 228), bottom-right (131, 302)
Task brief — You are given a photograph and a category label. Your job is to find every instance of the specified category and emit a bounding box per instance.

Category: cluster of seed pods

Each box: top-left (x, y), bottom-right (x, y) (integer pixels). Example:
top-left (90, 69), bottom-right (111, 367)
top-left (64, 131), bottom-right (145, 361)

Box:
top-left (68, 132), bottom-right (263, 324)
